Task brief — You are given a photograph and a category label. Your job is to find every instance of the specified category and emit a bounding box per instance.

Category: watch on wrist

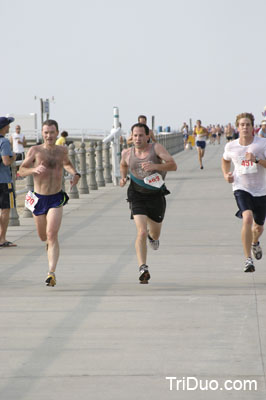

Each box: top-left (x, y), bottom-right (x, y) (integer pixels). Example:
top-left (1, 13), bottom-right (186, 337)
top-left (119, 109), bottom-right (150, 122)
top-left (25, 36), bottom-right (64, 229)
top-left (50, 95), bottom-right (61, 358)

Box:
top-left (255, 157), bottom-right (259, 164)
top-left (75, 172), bottom-right (81, 177)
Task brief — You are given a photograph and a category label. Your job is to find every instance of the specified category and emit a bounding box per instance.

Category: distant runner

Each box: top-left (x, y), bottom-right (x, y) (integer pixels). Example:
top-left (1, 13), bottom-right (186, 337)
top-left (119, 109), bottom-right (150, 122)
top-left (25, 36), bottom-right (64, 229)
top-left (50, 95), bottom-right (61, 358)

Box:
top-left (193, 120), bottom-right (209, 169)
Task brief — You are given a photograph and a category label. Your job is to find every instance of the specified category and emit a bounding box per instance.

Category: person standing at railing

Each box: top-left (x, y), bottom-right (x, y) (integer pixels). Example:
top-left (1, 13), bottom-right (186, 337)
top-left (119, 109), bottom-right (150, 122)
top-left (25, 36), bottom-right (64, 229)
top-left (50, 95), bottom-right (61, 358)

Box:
top-left (10, 125), bottom-right (26, 161)
top-left (120, 123), bottom-right (177, 284)
top-left (10, 124), bottom-right (27, 177)
top-left (0, 116), bottom-right (17, 248)
top-left (19, 119), bottom-right (80, 287)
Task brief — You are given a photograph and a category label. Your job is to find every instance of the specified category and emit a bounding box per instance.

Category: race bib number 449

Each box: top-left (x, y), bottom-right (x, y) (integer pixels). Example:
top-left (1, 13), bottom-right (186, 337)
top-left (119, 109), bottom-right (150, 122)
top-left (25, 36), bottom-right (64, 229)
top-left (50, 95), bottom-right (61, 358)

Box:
top-left (25, 191), bottom-right (39, 212)
top-left (236, 158), bottom-right (258, 175)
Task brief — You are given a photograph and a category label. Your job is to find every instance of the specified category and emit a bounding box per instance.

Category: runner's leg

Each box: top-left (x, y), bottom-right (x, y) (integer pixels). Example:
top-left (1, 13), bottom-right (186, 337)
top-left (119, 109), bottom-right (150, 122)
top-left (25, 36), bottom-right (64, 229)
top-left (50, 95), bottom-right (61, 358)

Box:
top-left (46, 207), bottom-right (63, 272)
top-left (134, 214), bottom-right (148, 266)
top-left (147, 217), bottom-right (162, 240)
top-left (197, 146), bottom-right (202, 167)
top-left (33, 214), bottom-right (47, 241)
top-left (252, 222), bottom-right (264, 244)
top-left (241, 210), bottom-right (253, 258)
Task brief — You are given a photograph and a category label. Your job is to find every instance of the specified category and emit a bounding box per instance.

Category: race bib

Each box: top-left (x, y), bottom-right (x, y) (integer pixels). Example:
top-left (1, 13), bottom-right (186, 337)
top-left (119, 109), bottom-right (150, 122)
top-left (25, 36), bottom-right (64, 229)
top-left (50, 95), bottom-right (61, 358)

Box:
top-left (144, 173), bottom-right (164, 188)
top-left (236, 158), bottom-right (258, 175)
top-left (25, 191), bottom-right (39, 212)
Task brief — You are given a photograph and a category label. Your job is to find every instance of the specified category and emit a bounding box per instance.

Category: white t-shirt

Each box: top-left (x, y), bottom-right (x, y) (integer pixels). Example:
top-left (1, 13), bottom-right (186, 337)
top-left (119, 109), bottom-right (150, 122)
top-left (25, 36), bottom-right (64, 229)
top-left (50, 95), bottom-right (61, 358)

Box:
top-left (223, 136), bottom-right (266, 196)
top-left (12, 132), bottom-right (25, 153)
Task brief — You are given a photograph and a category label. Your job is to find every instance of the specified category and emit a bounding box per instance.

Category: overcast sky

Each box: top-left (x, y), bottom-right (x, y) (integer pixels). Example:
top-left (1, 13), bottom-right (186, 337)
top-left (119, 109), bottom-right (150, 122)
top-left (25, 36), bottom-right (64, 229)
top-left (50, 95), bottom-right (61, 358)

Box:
top-left (1, 0), bottom-right (266, 132)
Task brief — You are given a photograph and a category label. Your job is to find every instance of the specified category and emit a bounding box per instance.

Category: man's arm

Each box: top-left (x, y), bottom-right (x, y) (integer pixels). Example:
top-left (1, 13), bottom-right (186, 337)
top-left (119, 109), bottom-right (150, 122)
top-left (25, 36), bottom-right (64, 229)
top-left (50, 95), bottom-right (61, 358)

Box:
top-left (120, 148), bottom-right (129, 187)
top-left (221, 158), bottom-right (234, 183)
top-left (142, 143), bottom-right (177, 173)
top-left (127, 134), bottom-right (133, 146)
top-left (18, 136), bottom-right (26, 147)
top-left (149, 130), bottom-right (157, 143)
top-left (2, 153), bottom-right (16, 166)
top-left (1, 140), bottom-right (16, 165)
top-left (245, 152), bottom-right (266, 168)
top-left (203, 127), bottom-right (209, 138)
top-left (19, 147), bottom-right (44, 177)
top-left (62, 148), bottom-right (80, 187)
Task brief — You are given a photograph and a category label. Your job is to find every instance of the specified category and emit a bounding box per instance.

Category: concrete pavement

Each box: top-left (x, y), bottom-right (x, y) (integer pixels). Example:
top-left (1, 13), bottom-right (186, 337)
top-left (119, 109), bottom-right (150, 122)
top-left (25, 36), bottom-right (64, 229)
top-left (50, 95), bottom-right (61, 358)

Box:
top-left (1, 139), bottom-right (266, 399)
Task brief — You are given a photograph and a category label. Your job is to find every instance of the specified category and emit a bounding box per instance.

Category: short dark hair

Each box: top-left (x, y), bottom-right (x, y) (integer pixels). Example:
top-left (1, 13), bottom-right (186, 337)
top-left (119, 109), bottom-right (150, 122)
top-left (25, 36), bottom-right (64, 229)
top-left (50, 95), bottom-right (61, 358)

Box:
top-left (235, 112), bottom-right (255, 127)
top-left (138, 115), bottom-right (147, 123)
top-left (61, 131), bottom-right (68, 137)
top-left (131, 123), bottom-right (149, 135)
top-left (42, 119), bottom-right (59, 131)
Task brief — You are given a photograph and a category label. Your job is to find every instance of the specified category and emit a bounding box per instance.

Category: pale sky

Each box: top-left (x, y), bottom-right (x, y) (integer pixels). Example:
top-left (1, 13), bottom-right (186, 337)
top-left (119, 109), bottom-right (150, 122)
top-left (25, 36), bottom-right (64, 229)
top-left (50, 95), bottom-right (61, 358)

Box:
top-left (1, 0), bottom-right (266, 132)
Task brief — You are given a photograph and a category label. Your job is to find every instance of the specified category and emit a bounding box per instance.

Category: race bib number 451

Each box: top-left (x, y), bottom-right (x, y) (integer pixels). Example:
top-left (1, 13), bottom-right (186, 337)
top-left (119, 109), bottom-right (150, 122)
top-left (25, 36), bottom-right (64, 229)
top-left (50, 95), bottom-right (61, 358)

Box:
top-left (25, 191), bottom-right (39, 212)
top-left (237, 158), bottom-right (258, 175)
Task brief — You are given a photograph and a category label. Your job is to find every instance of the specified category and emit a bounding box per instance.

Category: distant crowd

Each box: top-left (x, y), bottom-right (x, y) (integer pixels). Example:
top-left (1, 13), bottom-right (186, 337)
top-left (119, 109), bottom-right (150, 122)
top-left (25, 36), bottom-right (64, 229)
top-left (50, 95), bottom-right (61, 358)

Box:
top-left (181, 119), bottom-right (266, 147)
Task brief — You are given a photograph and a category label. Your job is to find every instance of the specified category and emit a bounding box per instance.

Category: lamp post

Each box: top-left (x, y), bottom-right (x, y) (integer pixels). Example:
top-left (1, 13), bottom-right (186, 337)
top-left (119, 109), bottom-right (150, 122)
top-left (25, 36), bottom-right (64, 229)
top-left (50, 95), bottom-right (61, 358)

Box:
top-left (34, 96), bottom-right (55, 126)
top-left (34, 96), bottom-right (55, 144)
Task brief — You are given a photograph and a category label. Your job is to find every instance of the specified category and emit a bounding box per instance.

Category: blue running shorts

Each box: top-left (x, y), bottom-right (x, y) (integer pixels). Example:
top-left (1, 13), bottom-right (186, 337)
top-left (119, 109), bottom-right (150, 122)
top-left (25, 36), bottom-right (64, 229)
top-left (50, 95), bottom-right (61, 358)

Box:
top-left (196, 140), bottom-right (206, 149)
top-left (33, 191), bottom-right (69, 216)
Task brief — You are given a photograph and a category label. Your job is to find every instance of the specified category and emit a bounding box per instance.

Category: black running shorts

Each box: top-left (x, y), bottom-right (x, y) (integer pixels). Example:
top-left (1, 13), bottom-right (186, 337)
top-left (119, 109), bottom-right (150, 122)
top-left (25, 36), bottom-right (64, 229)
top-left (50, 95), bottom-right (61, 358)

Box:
top-left (234, 189), bottom-right (266, 226)
top-left (0, 183), bottom-right (16, 209)
top-left (128, 189), bottom-right (166, 223)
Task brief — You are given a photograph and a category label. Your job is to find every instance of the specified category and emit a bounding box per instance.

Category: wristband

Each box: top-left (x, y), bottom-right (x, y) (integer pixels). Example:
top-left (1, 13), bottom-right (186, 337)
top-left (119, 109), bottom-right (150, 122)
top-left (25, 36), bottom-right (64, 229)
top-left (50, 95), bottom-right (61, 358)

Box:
top-left (75, 172), bottom-right (81, 178)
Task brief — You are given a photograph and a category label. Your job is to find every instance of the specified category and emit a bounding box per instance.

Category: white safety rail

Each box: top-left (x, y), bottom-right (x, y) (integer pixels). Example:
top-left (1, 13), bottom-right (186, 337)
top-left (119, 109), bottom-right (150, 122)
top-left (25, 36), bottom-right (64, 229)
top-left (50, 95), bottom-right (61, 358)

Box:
top-left (7, 128), bottom-right (110, 143)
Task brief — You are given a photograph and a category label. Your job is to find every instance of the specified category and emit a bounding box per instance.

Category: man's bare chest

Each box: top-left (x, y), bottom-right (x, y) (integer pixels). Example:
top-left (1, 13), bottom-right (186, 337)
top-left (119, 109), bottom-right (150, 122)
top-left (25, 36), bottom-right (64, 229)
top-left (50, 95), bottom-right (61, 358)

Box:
top-left (35, 150), bottom-right (63, 169)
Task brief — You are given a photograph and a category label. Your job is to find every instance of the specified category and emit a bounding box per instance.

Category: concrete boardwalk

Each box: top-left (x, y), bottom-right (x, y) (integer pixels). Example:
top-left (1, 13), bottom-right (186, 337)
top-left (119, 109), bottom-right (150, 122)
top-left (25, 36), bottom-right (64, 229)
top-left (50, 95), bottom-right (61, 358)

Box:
top-left (1, 140), bottom-right (266, 400)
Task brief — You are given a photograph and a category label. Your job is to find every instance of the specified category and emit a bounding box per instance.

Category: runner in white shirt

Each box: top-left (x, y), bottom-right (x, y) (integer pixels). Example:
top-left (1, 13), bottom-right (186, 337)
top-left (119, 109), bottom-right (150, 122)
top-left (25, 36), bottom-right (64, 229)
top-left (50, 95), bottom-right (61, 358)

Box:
top-left (222, 112), bottom-right (266, 273)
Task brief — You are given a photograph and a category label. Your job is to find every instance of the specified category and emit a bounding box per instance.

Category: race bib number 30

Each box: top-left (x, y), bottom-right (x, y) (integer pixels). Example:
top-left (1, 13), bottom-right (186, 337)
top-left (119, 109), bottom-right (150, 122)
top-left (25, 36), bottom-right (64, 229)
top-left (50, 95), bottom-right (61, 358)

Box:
top-left (144, 173), bottom-right (164, 188)
top-left (25, 191), bottom-right (39, 212)
top-left (237, 158), bottom-right (258, 175)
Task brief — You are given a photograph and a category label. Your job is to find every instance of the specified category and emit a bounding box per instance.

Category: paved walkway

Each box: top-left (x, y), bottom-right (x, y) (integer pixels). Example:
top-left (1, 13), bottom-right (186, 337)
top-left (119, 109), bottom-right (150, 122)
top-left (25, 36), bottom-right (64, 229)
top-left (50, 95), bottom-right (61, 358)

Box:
top-left (1, 139), bottom-right (266, 399)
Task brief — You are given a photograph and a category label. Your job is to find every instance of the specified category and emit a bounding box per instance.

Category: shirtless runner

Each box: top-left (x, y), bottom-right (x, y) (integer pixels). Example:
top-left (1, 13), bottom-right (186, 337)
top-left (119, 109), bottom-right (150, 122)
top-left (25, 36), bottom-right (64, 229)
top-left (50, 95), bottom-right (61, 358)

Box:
top-left (19, 120), bottom-right (80, 286)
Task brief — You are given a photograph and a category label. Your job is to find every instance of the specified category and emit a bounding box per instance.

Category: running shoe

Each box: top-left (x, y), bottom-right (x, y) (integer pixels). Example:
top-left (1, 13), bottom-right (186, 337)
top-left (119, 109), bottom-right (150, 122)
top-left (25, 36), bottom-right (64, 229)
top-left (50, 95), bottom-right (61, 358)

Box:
top-left (45, 272), bottom-right (56, 286)
top-left (139, 264), bottom-right (150, 284)
top-left (148, 234), bottom-right (159, 250)
top-left (244, 257), bottom-right (255, 273)
top-left (252, 242), bottom-right (262, 260)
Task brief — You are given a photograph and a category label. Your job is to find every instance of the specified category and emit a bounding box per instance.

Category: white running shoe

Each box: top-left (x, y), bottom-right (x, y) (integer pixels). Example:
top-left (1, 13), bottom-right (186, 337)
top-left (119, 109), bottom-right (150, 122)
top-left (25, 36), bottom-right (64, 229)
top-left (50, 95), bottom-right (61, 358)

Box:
top-left (139, 265), bottom-right (150, 284)
top-left (148, 234), bottom-right (159, 250)
top-left (252, 242), bottom-right (262, 260)
top-left (244, 257), bottom-right (255, 273)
